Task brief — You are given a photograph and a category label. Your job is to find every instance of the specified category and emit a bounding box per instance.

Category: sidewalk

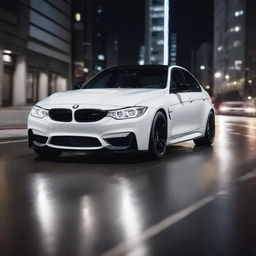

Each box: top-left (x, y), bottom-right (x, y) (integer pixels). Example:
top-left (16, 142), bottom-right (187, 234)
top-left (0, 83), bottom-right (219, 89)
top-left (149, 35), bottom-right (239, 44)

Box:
top-left (0, 106), bottom-right (31, 140)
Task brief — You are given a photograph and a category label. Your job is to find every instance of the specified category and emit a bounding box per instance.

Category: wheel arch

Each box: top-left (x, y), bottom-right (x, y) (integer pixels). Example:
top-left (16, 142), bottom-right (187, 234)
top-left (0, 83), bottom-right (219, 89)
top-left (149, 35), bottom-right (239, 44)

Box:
top-left (147, 107), bottom-right (168, 149)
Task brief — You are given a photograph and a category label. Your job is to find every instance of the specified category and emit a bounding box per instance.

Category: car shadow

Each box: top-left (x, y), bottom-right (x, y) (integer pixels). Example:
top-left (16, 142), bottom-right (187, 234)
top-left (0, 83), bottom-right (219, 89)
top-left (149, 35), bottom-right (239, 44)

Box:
top-left (33, 144), bottom-right (214, 165)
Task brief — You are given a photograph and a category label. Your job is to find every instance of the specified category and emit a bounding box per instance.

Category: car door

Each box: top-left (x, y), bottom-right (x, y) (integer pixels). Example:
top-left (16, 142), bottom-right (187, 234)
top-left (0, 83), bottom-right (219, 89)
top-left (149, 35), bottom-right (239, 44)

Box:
top-left (181, 69), bottom-right (206, 131)
top-left (167, 68), bottom-right (195, 138)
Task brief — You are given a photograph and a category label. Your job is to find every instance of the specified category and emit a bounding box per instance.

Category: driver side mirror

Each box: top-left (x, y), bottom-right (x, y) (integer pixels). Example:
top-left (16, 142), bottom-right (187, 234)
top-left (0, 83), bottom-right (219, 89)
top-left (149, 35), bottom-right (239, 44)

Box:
top-left (170, 81), bottom-right (179, 93)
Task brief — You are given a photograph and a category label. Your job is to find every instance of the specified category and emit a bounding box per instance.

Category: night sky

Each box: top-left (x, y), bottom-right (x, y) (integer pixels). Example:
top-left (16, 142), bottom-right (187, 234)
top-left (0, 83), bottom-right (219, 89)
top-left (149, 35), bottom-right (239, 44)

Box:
top-left (104, 0), bottom-right (213, 68)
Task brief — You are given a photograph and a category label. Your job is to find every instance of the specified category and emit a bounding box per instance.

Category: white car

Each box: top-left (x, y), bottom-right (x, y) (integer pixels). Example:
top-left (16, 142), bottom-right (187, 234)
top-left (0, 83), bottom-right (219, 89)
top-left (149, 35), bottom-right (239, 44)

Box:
top-left (28, 65), bottom-right (215, 160)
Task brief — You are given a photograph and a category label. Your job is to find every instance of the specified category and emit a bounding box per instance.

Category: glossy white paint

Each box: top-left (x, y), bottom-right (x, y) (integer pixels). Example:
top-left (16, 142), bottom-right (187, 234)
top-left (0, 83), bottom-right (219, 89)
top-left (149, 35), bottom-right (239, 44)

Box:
top-left (28, 65), bottom-right (213, 151)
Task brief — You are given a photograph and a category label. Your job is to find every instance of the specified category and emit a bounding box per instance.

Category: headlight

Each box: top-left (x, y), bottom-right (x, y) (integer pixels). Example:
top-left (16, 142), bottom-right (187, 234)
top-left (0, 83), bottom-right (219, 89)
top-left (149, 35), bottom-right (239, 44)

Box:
top-left (107, 106), bottom-right (147, 120)
top-left (31, 106), bottom-right (48, 119)
top-left (219, 106), bottom-right (228, 112)
top-left (245, 107), bottom-right (255, 113)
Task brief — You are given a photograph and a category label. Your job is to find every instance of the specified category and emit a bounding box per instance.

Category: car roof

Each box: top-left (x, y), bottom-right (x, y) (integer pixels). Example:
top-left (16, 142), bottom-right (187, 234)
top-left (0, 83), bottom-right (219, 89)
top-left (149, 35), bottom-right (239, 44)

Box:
top-left (107, 65), bottom-right (169, 70)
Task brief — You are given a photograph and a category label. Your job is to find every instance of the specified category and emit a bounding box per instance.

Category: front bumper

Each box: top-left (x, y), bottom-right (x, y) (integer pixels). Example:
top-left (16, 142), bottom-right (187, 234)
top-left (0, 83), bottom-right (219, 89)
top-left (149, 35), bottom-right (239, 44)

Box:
top-left (27, 110), bottom-right (152, 151)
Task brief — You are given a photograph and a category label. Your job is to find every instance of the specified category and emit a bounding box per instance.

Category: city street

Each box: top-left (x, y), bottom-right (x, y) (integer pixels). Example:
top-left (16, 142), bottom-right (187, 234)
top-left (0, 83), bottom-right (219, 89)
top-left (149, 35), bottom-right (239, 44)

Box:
top-left (0, 115), bottom-right (256, 256)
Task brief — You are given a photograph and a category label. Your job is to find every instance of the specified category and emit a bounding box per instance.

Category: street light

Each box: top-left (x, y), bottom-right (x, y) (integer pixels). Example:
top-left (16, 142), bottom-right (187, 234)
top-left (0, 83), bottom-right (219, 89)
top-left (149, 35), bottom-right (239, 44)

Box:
top-left (215, 72), bottom-right (222, 78)
top-left (225, 75), bottom-right (230, 80)
top-left (200, 65), bottom-right (206, 70)
top-left (248, 96), bottom-right (252, 100)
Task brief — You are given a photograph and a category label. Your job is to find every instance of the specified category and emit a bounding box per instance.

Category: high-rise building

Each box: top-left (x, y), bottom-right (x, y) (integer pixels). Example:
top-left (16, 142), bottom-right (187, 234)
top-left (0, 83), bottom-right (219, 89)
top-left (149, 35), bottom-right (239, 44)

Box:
top-left (83, 0), bottom-right (110, 77)
top-left (145, 0), bottom-right (169, 65)
top-left (195, 43), bottom-right (213, 95)
top-left (214, 0), bottom-right (256, 101)
top-left (72, 0), bottom-right (86, 85)
top-left (0, 0), bottom-right (72, 107)
top-left (169, 33), bottom-right (177, 65)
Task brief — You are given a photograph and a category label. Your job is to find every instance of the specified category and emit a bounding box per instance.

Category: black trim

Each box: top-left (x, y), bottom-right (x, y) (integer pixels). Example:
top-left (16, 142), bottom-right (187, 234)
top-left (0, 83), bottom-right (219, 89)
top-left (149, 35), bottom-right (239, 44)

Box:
top-left (49, 108), bottom-right (72, 122)
top-left (50, 136), bottom-right (102, 148)
top-left (104, 133), bottom-right (138, 151)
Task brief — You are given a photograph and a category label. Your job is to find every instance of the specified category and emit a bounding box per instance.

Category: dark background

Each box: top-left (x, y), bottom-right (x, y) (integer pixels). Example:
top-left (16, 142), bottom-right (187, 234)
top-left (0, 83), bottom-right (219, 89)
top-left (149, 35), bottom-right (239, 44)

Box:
top-left (105, 0), bottom-right (214, 67)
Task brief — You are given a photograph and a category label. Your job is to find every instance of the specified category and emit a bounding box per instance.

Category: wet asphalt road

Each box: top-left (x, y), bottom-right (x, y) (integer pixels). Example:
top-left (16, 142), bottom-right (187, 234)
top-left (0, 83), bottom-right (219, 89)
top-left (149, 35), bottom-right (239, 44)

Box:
top-left (0, 115), bottom-right (256, 256)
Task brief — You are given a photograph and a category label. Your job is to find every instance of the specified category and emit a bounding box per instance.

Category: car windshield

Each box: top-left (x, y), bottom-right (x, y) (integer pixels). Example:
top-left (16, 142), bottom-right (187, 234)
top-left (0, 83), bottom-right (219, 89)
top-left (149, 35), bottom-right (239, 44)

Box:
top-left (82, 68), bottom-right (167, 89)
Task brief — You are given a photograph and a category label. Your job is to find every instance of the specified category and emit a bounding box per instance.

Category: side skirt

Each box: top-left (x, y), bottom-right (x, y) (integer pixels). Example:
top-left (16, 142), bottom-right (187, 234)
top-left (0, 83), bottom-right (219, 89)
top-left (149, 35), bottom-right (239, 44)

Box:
top-left (168, 132), bottom-right (202, 145)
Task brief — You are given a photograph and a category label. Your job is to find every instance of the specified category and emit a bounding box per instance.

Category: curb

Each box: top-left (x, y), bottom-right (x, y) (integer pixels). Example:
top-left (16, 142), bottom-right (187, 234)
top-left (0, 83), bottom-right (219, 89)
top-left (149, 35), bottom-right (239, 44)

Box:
top-left (0, 127), bottom-right (27, 130)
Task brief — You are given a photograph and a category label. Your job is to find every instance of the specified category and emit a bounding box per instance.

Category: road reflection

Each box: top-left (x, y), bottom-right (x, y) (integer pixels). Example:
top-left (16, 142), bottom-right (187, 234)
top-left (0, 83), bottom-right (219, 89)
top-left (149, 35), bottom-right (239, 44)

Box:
top-left (33, 175), bottom-right (58, 256)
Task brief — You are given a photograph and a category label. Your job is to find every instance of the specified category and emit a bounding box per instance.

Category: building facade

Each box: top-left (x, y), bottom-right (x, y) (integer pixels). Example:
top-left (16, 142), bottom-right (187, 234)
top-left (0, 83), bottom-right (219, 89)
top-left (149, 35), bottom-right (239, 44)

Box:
top-left (0, 0), bottom-right (72, 107)
top-left (145, 0), bottom-right (169, 65)
top-left (214, 0), bottom-right (256, 101)
top-left (195, 43), bottom-right (213, 95)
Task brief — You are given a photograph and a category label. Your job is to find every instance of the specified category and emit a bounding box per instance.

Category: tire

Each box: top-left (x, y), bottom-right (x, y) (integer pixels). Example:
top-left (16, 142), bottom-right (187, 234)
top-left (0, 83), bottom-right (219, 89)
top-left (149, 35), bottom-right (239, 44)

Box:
top-left (194, 111), bottom-right (215, 146)
top-left (34, 148), bottom-right (62, 159)
top-left (148, 111), bottom-right (167, 160)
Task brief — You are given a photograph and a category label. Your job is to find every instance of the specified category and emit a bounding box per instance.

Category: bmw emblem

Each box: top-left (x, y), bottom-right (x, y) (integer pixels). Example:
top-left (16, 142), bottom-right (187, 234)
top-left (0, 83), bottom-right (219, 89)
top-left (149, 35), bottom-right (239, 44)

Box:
top-left (73, 104), bottom-right (79, 109)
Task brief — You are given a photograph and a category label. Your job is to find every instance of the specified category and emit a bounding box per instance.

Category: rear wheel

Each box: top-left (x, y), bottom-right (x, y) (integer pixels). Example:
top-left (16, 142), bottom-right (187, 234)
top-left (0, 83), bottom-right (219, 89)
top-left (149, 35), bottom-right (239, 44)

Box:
top-left (148, 111), bottom-right (167, 160)
top-left (34, 148), bottom-right (62, 159)
top-left (194, 111), bottom-right (215, 146)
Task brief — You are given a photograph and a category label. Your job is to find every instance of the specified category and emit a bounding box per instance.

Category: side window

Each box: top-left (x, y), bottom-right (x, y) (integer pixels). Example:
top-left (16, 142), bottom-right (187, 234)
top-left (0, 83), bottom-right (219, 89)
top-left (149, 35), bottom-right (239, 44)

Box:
top-left (171, 69), bottom-right (192, 92)
top-left (171, 69), bottom-right (184, 84)
top-left (182, 70), bottom-right (202, 92)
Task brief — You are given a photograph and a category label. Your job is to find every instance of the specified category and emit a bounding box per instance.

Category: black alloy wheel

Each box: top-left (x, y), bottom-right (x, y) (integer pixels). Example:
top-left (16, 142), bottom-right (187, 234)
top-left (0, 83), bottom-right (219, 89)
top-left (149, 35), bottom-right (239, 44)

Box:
top-left (194, 111), bottom-right (215, 146)
top-left (149, 111), bottom-right (167, 160)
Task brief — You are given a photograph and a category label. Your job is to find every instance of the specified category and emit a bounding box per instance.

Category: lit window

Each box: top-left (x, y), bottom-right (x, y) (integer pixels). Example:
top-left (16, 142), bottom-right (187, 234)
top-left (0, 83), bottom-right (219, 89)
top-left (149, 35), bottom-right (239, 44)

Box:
top-left (98, 54), bottom-right (105, 61)
top-left (152, 26), bottom-right (164, 31)
top-left (233, 40), bottom-right (241, 48)
top-left (150, 56), bottom-right (156, 61)
top-left (235, 10), bottom-right (243, 17)
top-left (75, 13), bottom-right (81, 22)
top-left (234, 26), bottom-right (240, 32)
top-left (151, 13), bottom-right (164, 18)
top-left (3, 54), bottom-right (12, 63)
top-left (217, 46), bottom-right (223, 52)
top-left (156, 40), bottom-right (164, 45)
top-left (3, 49), bottom-right (12, 54)
top-left (83, 68), bottom-right (89, 73)
top-left (150, 6), bottom-right (164, 12)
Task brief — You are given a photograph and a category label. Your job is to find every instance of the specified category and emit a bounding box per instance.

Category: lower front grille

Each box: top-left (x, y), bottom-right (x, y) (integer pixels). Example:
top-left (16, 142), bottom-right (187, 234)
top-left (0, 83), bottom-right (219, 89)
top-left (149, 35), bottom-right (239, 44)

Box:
top-left (50, 136), bottom-right (102, 148)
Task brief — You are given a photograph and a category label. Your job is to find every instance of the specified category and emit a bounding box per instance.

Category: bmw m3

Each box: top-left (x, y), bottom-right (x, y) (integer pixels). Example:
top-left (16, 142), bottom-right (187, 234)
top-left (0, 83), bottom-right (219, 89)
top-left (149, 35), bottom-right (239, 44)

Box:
top-left (28, 65), bottom-right (215, 160)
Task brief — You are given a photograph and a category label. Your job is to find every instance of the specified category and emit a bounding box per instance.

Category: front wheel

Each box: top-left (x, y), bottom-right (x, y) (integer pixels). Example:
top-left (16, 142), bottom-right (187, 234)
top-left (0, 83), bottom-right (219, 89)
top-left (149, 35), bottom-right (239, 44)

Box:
top-left (148, 111), bottom-right (167, 160)
top-left (194, 111), bottom-right (215, 146)
top-left (34, 148), bottom-right (62, 159)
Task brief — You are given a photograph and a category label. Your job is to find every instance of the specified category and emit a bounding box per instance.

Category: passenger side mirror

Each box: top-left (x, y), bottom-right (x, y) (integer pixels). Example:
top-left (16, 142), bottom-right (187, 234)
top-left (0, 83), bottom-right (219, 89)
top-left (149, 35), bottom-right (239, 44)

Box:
top-left (170, 81), bottom-right (179, 93)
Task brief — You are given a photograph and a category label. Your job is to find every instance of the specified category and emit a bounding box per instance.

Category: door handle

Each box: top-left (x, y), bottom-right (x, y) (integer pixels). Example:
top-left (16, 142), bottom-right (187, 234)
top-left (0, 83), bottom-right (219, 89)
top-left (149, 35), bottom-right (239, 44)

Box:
top-left (202, 97), bottom-right (206, 101)
top-left (188, 98), bottom-right (193, 103)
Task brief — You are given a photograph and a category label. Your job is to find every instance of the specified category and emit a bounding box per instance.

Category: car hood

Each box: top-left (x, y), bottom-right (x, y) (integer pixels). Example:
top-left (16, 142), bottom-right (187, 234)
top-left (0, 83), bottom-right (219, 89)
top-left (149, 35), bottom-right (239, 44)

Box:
top-left (37, 89), bottom-right (165, 109)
